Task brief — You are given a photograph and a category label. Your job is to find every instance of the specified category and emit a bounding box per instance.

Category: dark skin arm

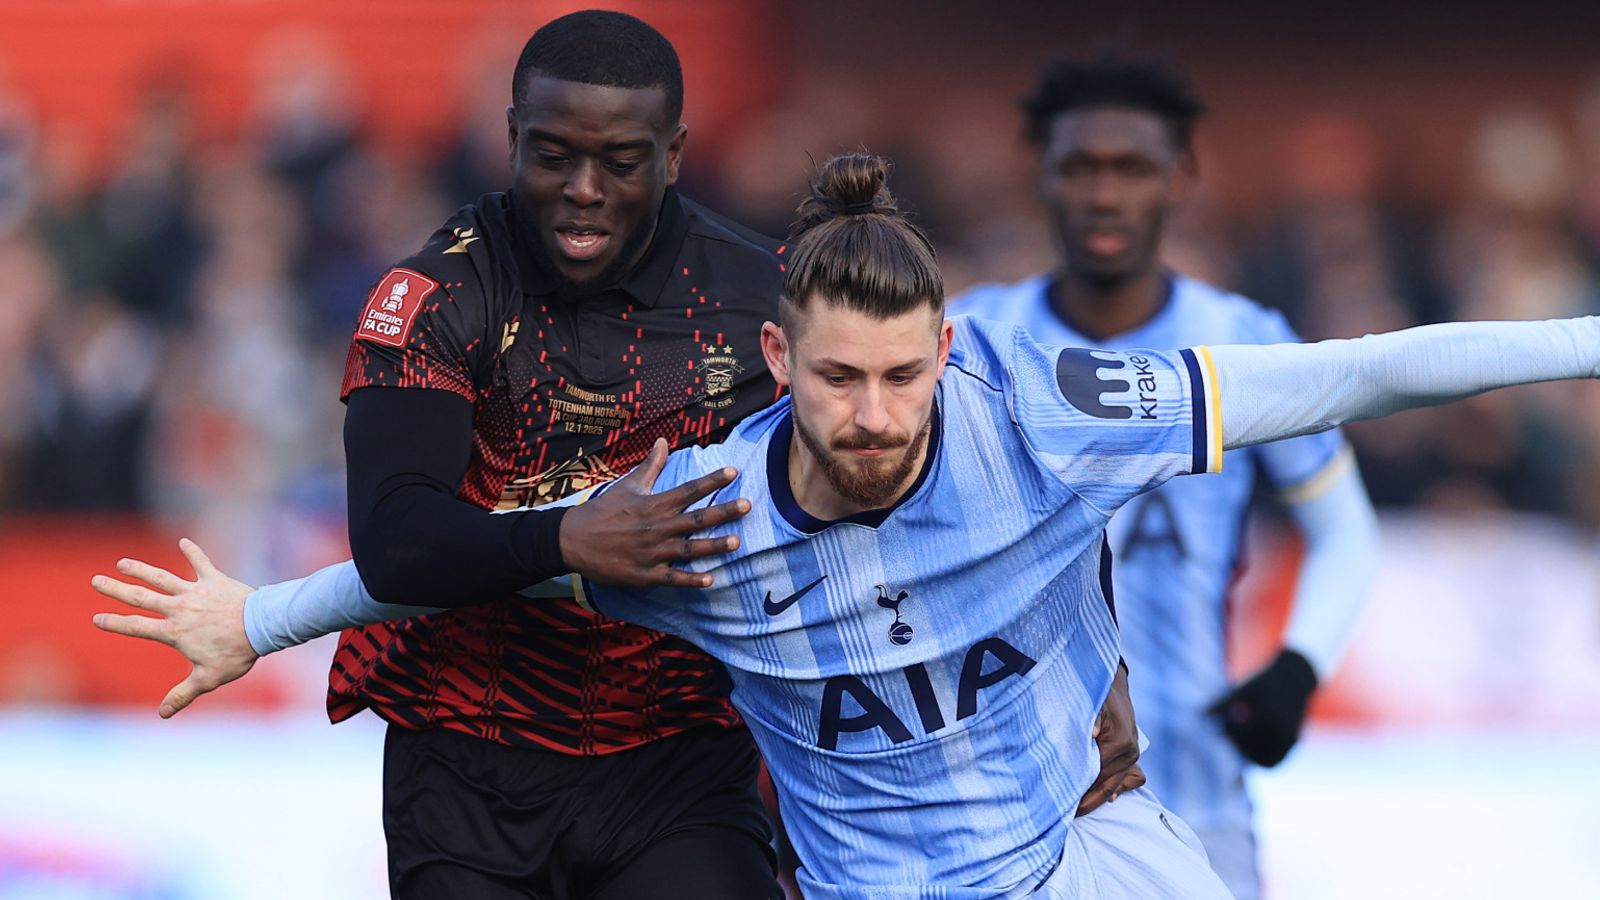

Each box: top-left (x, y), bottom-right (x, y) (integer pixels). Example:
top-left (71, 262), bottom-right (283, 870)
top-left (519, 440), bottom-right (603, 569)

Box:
top-left (1077, 662), bottom-right (1144, 816)
top-left (345, 387), bottom-right (749, 605)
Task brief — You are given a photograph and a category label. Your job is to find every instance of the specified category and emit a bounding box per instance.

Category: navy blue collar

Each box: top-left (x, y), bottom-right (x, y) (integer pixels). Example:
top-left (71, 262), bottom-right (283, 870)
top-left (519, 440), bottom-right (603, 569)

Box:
top-left (767, 395), bottom-right (943, 534)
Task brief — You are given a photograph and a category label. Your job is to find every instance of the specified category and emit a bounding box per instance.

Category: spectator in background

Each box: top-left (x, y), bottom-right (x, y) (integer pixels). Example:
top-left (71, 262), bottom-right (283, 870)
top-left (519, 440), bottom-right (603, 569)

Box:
top-left (101, 79), bottom-right (203, 327)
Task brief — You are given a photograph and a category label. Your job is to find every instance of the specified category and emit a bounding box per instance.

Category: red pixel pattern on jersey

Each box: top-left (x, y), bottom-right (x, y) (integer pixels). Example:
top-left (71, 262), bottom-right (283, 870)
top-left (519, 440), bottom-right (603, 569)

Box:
top-left (332, 266), bottom-right (766, 755)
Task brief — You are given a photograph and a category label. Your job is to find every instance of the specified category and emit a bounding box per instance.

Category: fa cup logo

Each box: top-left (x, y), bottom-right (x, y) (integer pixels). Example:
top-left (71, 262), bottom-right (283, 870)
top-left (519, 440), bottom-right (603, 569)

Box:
top-left (381, 279), bottom-right (410, 313)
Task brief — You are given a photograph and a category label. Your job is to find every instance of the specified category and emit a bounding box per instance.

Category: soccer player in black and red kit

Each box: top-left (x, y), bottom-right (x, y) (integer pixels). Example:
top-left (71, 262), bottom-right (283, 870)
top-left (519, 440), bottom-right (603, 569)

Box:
top-left (334, 12), bottom-right (786, 898)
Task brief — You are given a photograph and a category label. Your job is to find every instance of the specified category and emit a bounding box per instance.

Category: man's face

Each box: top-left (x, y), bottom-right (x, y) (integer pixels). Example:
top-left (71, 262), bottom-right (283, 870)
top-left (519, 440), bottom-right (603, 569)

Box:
top-left (507, 76), bottom-right (686, 291)
top-left (761, 302), bottom-right (952, 509)
top-left (1036, 107), bottom-right (1191, 285)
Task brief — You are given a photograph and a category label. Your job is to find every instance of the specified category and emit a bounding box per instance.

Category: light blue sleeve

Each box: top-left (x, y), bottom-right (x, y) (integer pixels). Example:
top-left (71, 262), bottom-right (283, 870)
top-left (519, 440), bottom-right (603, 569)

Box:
top-left (959, 318), bottom-right (1218, 517)
top-left (1214, 317), bottom-right (1600, 449)
top-left (1244, 309), bottom-right (1347, 494)
top-left (1280, 464), bottom-right (1380, 679)
top-left (243, 561), bottom-right (444, 655)
top-left (243, 488), bottom-right (603, 655)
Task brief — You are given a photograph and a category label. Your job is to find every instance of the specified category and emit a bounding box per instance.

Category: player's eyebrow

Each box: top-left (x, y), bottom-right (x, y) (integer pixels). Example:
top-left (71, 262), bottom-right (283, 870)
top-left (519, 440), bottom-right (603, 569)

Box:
top-left (814, 357), bottom-right (928, 375)
top-left (813, 358), bottom-right (863, 375)
top-left (524, 128), bottom-right (656, 153)
top-left (1058, 147), bottom-right (1160, 166)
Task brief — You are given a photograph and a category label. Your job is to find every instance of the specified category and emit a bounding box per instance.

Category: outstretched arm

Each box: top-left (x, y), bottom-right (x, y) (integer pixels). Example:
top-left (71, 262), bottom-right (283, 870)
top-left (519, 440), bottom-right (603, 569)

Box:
top-left (91, 439), bottom-right (746, 716)
top-left (1212, 317), bottom-right (1600, 450)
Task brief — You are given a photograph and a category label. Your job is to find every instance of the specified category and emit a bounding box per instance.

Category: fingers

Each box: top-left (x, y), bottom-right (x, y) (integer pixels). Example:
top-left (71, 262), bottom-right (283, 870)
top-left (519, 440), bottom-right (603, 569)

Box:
top-left (159, 671), bottom-right (210, 719)
top-left (1076, 760), bottom-right (1146, 817)
top-left (90, 574), bottom-right (175, 615)
top-left (659, 498), bottom-right (751, 538)
top-left (678, 535), bottom-right (742, 559)
top-left (1101, 740), bottom-right (1139, 775)
top-left (114, 558), bottom-right (189, 595)
top-left (693, 497), bottom-right (752, 531)
top-left (1117, 765), bottom-right (1147, 794)
top-left (178, 538), bottom-right (218, 580)
top-left (92, 611), bottom-right (174, 647)
top-left (663, 466), bottom-right (740, 511)
top-left (646, 564), bottom-right (717, 590)
top-left (621, 438), bottom-right (670, 494)
top-left (1076, 778), bottom-right (1112, 816)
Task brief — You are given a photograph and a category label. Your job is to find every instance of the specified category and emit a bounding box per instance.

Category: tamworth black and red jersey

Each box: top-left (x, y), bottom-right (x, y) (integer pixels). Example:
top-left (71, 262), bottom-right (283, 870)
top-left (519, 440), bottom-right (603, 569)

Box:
top-left (333, 190), bottom-right (787, 754)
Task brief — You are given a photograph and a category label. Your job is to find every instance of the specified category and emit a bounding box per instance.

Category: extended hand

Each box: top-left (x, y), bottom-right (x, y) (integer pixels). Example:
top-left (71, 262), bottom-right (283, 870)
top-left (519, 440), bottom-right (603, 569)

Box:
top-left (1077, 662), bottom-right (1143, 816)
top-left (1208, 648), bottom-right (1318, 767)
top-left (559, 438), bottom-right (751, 589)
top-left (90, 538), bottom-right (259, 718)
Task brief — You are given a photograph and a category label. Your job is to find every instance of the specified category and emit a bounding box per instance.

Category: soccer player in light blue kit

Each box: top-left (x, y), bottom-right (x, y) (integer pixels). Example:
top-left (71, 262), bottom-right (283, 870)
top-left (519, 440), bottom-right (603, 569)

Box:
top-left (93, 154), bottom-right (1600, 897)
top-left (953, 55), bottom-right (1381, 898)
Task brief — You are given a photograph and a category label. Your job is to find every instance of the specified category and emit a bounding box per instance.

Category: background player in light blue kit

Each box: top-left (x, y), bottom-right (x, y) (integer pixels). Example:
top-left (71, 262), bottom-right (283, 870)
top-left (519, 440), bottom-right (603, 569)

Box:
top-left (94, 153), bottom-right (1600, 897)
top-left (953, 54), bottom-right (1381, 898)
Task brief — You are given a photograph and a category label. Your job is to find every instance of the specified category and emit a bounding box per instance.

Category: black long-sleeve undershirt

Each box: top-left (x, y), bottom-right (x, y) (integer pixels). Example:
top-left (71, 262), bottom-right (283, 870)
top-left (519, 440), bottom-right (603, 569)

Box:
top-left (344, 387), bottom-right (568, 607)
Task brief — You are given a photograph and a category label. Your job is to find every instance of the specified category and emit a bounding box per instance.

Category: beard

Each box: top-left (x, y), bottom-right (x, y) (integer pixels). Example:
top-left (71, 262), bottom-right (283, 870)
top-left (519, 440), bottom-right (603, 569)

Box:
top-left (793, 407), bottom-right (934, 509)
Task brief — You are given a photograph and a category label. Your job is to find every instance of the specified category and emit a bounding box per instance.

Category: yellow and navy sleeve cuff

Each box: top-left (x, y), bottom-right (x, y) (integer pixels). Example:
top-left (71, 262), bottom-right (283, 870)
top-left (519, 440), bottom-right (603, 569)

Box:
top-left (1179, 346), bottom-right (1223, 475)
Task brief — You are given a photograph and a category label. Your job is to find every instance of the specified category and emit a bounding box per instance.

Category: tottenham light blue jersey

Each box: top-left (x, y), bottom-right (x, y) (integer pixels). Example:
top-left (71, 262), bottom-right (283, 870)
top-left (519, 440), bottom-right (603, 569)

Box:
top-left (572, 316), bottom-right (1220, 897)
top-left (951, 275), bottom-right (1345, 832)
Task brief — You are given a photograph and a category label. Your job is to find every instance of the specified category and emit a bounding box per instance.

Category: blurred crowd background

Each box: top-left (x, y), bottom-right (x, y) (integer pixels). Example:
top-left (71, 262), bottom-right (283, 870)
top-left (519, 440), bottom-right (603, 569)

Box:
top-left (8, 1), bottom-right (1600, 563)
top-left (3, 1), bottom-right (1600, 897)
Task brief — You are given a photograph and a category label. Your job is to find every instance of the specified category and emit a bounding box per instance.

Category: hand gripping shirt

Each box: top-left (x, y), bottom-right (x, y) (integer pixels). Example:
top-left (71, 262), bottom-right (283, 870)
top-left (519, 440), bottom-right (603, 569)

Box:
top-left (333, 190), bottom-right (787, 753)
top-left (573, 316), bottom-right (1219, 896)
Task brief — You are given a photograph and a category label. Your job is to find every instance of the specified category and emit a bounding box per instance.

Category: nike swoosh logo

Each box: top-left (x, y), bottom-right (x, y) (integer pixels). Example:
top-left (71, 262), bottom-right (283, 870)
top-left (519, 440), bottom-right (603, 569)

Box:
top-left (763, 575), bottom-right (827, 616)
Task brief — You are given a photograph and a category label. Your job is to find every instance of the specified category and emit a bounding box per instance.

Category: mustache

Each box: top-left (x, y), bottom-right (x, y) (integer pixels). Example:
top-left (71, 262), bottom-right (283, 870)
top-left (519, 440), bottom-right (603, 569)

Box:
top-left (831, 429), bottom-right (911, 451)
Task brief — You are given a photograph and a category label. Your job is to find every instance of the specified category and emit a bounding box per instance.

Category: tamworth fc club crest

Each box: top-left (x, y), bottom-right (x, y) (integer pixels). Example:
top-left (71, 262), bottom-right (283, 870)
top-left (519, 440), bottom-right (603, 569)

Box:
top-left (696, 342), bottom-right (744, 411)
top-left (496, 449), bottom-right (620, 510)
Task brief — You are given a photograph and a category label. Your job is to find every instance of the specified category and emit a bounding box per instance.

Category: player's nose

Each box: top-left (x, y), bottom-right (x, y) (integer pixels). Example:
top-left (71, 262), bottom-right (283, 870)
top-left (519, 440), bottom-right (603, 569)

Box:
top-left (563, 160), bottom-right (604, 208)
top-left (1078, 169), bottom-right (1122, 211)
top-left (852, 384), bottom-right (891, 435)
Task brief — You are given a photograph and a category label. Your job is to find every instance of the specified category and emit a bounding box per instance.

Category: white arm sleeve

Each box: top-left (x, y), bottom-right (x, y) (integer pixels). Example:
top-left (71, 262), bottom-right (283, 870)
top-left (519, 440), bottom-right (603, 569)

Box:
top-left (1212, 317), bottom-right (1600, 449)
top-left (1279, 460), bottom-right (1381, 679)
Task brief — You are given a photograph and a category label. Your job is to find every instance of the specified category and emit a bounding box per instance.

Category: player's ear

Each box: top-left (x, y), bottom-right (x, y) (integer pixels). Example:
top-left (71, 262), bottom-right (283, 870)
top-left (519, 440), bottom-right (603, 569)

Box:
top-left (933, 316), bottom-right (953, 378)
top-left (506, 105), bottom-right (519, 163)
top-left (761, 320), bottom-right (792, 387)
top-left (664, 123), bottom-right (688, 186)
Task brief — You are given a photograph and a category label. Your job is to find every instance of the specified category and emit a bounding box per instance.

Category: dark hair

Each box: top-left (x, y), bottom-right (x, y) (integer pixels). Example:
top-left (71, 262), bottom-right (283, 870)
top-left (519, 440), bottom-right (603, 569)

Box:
top-left (512, 10), bottom-right (684, 125)
top-left (781, 154), bottom-right (943, 325)
top-left (1021, 52), bottom-right (1205, 151)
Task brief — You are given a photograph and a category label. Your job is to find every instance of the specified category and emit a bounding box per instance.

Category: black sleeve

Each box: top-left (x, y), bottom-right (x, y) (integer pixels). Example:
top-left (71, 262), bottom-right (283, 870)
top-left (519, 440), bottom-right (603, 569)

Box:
top-left (344, 386), bottom-right (570, 606)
